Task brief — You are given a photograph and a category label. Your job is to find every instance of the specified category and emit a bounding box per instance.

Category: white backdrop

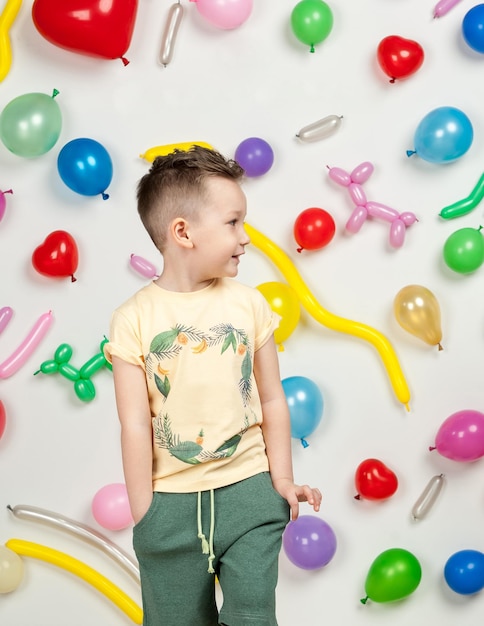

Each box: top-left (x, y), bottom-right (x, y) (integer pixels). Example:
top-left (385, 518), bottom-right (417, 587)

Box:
top-left (1, 1), bottom-right (484, 624)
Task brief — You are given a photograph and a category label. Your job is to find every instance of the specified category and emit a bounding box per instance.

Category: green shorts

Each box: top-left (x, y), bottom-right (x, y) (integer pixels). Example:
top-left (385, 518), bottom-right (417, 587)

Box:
top-left (133, 471), bottom-right (290, 626)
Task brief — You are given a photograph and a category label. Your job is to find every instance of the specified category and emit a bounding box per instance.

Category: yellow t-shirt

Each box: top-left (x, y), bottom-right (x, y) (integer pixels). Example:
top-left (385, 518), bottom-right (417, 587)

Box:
top-left (105, 278), bottom-right (279, 493)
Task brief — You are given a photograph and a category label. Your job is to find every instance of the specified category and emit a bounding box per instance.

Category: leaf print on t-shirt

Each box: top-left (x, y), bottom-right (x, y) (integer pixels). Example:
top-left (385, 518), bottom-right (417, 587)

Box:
top-left (152, 413), bottom-right (250, 465)
top-left (146, 322), bottom-right (253, 405)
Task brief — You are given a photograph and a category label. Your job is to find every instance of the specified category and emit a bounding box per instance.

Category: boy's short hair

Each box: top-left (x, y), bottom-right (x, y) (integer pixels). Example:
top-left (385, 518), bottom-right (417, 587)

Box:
top-left (137, 145), bottom-right (245, 252)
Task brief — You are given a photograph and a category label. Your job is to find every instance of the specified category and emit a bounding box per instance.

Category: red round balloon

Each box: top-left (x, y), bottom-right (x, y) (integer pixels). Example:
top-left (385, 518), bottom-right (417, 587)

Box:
top-left (354, 458), bottom-right (398, 500)
top-left (377, 35), bottom-right (424, 83)
top-left (294, 207), bottom-right (336, 253)
top-left (32, 230), bottom-right (79, 282)
top-left (31, 0), bottom-right (138, 63)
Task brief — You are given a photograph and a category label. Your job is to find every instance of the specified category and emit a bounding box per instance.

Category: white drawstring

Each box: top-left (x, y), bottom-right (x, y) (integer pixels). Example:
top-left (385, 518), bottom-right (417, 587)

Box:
top-left (197, 489), bottom-right (216, 574)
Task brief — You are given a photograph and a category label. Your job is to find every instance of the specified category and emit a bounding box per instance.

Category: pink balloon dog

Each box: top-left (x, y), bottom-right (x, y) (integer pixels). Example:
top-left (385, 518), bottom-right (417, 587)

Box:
top-left (327, 162), bottom-right (418, 248)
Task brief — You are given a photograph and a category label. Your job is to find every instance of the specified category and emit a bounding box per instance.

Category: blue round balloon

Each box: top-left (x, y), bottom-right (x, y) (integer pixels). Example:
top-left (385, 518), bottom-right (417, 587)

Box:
top-left (281, 375), bottom-right (323, 447)
top-left (463, 5), bottom-right (484, 54)
top-left (444, 549), bottom-right (484, 595)
top-left (57, 138), bottom-right (113, 199)
top-left (410, 106), bottom-right (473, 164)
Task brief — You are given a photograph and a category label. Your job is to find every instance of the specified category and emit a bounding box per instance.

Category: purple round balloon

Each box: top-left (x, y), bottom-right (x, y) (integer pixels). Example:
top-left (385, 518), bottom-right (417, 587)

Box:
top-left (234, 137), bottom-right (274, 177)
top-left (282, 515), bottom-right (337, 570)
top-left (434, 409), bottom-right (484, 462)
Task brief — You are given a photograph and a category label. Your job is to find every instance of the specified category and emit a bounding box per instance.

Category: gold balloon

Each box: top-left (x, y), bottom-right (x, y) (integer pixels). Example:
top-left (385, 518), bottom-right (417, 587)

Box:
top-left (393, 285), bottom-right (443, 350)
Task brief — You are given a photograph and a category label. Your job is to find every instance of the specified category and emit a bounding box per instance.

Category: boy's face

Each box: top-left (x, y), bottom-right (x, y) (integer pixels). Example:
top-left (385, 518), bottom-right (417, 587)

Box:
top-left (189, 176), bottom-right (250, 280)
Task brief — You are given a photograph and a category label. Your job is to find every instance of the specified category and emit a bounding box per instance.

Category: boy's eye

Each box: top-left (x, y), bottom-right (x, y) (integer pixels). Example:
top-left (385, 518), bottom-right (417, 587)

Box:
top-left (229, 219), bottom-right (237, 226)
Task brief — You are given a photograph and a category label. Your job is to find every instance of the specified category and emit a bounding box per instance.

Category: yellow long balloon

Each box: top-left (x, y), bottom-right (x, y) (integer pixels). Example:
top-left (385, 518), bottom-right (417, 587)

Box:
top-left (0, 0), bottom-right (22, 83)
top-left (5, 539), bottom-right (142, 624)
top-left (140, 141), bottom-right (214, 162)
top-left (245, 223), bottom-right (411, 409)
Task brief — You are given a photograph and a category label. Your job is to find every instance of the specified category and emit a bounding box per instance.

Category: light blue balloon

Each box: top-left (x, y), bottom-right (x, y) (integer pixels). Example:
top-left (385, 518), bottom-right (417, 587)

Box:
top-left (282, 376), bottom-right (323, 447)
top-left (408, 106), bottom-right (473, 164)
top-left (57, 138), bottom-right (113, 199)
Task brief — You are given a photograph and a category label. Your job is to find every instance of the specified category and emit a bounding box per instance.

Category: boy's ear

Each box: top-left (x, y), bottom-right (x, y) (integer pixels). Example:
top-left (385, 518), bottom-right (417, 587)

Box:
top-left (171, 217), bottom-right (194, 248)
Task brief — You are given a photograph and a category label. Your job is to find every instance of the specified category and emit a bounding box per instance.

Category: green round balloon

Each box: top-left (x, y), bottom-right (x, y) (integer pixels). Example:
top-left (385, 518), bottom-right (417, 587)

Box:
top-left (291, 0), bottom-right (334, 53)
top-left (443, 227), bottom-right (484, 274)
top-left (362, 548), bottom-right (422, 604)
top-left (0, 90), bottom-right (62, 158)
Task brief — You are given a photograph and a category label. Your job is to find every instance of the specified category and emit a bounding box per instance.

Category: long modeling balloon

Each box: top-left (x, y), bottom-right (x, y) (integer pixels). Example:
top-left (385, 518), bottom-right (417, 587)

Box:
top-left (245, 224), bottom-right (411, 408)
top-left (0, 306), bottom-right (13, 334)
top-left (439, 173), bottom-right (484, 220)
top-left (159, 2), bottom-right (183, 66)
top-left (296, 115), bottom-right (342, 142)
top-left (433, 0), bottom-right (462, 18)
top-left (7, 504), bottom-right (140, 582)
top-left (411, 474), bottom-right (445, 520)
top-left (5, 539), bottom-right (142, 624)
top-left (0, 0), bottom-right (22, 83)
top-left (140, 141), bottom-right (214, 162)
top-left (0, 311), bottom-right (53, 379)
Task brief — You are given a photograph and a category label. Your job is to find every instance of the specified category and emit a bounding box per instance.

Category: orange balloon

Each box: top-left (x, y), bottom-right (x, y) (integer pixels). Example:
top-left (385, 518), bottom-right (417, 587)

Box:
top-left (394, 285), bottom-right (443, 350)
top-left (256, 281), bottom-right (300, 349)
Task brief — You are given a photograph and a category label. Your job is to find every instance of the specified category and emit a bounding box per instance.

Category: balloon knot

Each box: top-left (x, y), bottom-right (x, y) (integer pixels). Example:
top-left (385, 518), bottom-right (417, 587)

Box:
top-left (360, 596), bottom-right (369, 605)
top-left (406, 150), bottom-right (416, 158)
top-left (389, 77), bottom-right (396, 84)
top-left (52, 88), bottom-right (60, 98)
top-left (301, 438), bottom-right (309, 448)
top-left (438, 343), bottom-right (443, 351)
top-left (309, 45), bottom-right (315, 53)
top-left (297, 247), bottom-right (303, 253)
top-left (354, 494), bottom-right (361, 500)
top-left (71, 275), bottom-right (77, 283)
top-left (429, 446), bottom-right (436, 452)
top-left (121, 56), bottom-right (130, 66)
top-left (101, 192), bottom-right (110, 200)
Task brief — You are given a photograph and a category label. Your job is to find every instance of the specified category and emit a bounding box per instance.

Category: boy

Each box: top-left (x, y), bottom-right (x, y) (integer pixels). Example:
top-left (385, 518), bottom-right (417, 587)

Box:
top-left (104, 146), bottom-right (322, 626)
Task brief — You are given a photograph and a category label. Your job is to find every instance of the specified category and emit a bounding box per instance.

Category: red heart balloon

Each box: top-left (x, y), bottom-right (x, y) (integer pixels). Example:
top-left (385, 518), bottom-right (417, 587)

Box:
top-left (31, 0), bottom-right (138, 64)
top-left (354, 458), bottom-right (398, 500)
top-left (32, 230), bottom-right (79, 282)
top-left (377, 35), bottom-right (424, 83)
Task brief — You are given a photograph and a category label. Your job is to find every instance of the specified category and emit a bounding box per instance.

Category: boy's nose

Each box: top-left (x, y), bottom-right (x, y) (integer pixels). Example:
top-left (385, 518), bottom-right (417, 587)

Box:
top-left (242, 226), bottom-right (251, 246)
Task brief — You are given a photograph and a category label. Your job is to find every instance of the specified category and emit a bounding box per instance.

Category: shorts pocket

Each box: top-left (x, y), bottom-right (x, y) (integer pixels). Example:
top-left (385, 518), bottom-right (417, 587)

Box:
top-left (132, 493), bottom-right (159, 534)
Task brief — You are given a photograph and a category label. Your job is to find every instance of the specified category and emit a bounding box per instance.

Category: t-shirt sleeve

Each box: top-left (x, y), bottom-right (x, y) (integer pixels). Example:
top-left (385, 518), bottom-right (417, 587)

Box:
top-left (103, 309), bottom-right (146, 369)
top-left (253, 289), bottom-right (281, 351)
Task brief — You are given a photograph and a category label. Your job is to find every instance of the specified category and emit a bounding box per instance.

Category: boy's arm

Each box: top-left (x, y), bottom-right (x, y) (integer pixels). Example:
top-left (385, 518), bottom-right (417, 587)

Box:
top-left (254, 337), bottom-right (322, 520)
top-left (111, 355), bottom-right (154, 524)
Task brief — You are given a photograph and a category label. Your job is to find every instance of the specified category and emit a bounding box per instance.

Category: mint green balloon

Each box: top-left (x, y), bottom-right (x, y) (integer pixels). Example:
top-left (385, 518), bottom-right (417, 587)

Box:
top-left (291, 0), bottom-right (334, 53)
top-left (361, 548), bottom-right (422, 604)
top-left (443, 227), bottom-right (484, 274)
top-left (0, 90), bottom-right (62, 158)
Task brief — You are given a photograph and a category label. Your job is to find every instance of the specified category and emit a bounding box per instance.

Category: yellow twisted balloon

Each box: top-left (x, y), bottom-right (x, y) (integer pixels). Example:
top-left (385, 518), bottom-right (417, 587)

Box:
top-left (5, 539), bottom-right (143, 624)
top-left (0, 0), bottom-right (22, 83)
top-left (245, 223), bottom-right (411, 409)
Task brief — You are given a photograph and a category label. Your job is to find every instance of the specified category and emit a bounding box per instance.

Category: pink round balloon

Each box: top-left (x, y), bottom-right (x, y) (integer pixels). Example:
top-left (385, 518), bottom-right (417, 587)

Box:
top-left (92, 483), bottom-right (133, 530)
top-left (191, 0), bottom-right (253, 29)
top-left (433, 410), bottom-right (484, 462)
top-left (0, 400), bottom-right (6, 440)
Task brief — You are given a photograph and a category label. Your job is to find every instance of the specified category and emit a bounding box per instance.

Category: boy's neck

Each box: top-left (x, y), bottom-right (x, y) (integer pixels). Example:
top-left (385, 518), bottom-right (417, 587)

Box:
top-left (154, 270), bottom-right (216, 293)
